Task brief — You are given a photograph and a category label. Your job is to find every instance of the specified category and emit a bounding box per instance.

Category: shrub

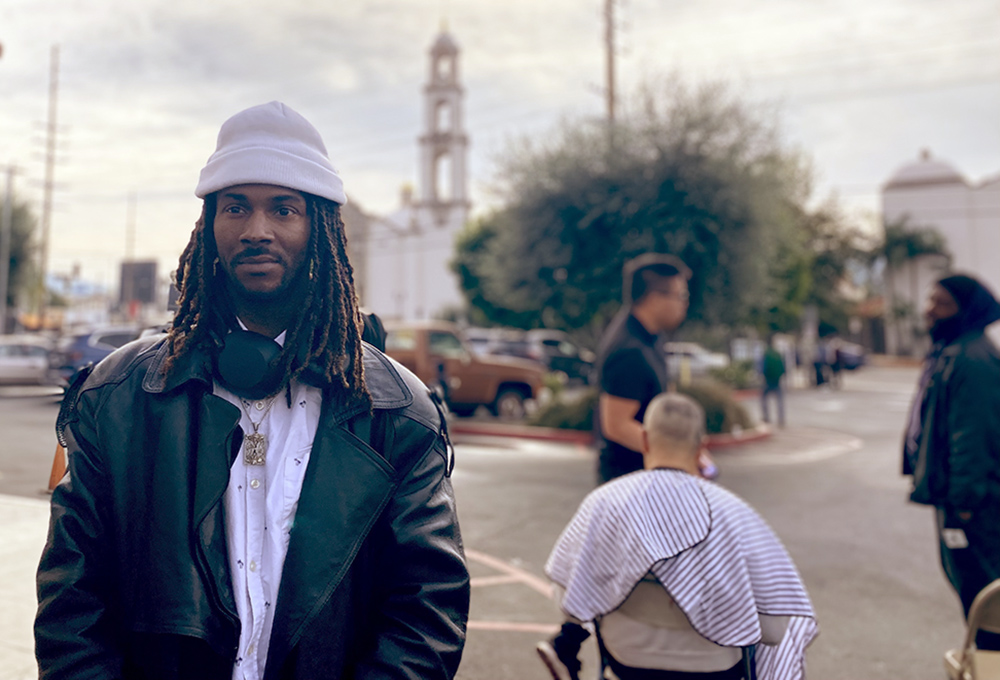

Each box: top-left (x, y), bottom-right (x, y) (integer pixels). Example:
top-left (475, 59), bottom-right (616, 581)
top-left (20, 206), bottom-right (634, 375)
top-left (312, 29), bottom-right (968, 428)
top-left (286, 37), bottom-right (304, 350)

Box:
top-left (529, 388), bottom-right (596, 431)
top-left (679, 379), bottom-right (754, 434)
top-left (528, 380), bottom-right (753, 434)
top-left (708, 360), bottom-right (759, 390)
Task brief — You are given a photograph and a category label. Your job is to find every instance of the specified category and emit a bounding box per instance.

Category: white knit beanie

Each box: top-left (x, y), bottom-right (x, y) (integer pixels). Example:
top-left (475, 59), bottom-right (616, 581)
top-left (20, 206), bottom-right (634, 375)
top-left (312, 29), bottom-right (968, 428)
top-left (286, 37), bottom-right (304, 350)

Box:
top-left (195, 101), bottom-right (346, 205)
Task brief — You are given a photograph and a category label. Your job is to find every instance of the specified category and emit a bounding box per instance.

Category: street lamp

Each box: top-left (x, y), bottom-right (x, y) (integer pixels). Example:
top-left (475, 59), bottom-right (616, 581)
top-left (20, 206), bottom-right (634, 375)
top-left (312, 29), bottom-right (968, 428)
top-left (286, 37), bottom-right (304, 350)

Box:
top-left (0, 45), bottom-right (12, 334)
top-left (0, 166), bottom-right (12, 335)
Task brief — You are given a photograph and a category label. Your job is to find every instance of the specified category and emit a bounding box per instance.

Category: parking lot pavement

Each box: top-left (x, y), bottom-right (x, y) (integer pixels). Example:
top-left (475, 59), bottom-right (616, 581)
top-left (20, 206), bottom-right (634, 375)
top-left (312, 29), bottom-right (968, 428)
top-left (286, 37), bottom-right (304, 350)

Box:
top-left (0, 494), bottom-right (49, 680)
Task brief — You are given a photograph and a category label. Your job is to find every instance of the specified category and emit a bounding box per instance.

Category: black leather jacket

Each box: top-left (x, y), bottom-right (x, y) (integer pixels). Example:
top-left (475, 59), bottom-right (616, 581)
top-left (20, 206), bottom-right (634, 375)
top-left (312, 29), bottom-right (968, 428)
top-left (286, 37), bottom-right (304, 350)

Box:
top-left (905, 330), bottom-right (1000, 511)
top-left (36, 336), bottom-right (470, 680)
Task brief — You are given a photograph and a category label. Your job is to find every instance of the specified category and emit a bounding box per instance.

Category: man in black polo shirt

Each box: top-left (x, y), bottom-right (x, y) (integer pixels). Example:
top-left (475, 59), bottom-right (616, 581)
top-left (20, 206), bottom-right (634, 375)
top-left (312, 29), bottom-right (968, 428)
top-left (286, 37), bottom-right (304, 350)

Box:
top-left (536, 255), bottom-right (695, 680)
top-left (596, 253), bottom-right (691, 483)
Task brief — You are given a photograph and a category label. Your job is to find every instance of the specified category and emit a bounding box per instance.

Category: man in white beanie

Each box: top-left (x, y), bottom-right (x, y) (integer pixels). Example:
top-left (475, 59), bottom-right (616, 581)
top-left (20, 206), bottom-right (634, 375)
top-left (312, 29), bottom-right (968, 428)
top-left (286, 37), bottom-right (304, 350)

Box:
top-left (36, 102), bottom-right (470, 680)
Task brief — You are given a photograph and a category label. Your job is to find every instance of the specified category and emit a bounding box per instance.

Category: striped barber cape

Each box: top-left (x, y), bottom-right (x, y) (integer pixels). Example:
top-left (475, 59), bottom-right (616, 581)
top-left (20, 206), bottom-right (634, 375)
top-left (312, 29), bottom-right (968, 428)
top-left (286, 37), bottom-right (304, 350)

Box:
top-left (545, 468), bottom-right (818, 680)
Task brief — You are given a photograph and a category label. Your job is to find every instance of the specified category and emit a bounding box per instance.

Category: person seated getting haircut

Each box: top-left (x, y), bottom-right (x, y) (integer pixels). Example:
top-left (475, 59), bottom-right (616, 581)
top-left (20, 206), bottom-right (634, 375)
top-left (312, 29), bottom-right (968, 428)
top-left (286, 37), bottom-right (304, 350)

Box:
top-left (539, 393), bottom-right (818, 680)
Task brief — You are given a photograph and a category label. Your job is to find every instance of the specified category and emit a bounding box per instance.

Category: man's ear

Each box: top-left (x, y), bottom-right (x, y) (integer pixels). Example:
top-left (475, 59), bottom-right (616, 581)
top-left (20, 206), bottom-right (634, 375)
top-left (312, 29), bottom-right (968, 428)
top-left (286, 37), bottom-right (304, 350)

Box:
top-left (641, 429), bottom-right (650, 455)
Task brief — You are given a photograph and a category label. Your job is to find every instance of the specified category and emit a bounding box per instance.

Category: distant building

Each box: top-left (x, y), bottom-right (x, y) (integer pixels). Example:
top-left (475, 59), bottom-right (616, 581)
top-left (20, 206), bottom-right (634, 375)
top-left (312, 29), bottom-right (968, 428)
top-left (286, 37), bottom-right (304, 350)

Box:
top-left (362, 29), bottom-right (471, 321)
top-left (881, 150), bottom-right (1000, 355)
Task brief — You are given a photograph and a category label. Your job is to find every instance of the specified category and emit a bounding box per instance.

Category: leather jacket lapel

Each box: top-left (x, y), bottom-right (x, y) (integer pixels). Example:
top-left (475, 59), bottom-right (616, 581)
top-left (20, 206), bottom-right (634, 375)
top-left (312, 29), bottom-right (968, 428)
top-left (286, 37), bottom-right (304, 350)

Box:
top-left (193, 393), bottom-right (242, 651)
top-left (265, 404), bottom-right (396, 676)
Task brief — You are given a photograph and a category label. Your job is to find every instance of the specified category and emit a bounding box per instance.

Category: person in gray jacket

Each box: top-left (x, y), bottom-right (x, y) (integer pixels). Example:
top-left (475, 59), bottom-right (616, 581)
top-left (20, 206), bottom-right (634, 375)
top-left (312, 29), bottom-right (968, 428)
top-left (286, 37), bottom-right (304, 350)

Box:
top-left (904, 273), bottom-right (1000, 650)
top-left (35, 102), bottom-right (469, 679)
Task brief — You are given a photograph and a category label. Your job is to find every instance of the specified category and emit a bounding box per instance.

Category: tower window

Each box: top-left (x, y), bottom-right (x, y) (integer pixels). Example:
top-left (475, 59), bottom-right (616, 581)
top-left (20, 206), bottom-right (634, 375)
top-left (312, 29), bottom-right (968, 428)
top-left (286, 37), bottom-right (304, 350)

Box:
top-left (435, 101), bottom-right (452, 133)
top-left (434, 153), bottom-right (453, 203)
top-left (436, 56), bottom-right (454, 82)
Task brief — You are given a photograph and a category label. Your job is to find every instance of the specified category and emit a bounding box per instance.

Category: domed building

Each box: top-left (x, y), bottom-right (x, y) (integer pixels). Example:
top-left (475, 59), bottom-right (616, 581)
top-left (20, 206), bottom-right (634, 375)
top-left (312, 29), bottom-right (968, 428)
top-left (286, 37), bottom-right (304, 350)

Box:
top-left (881, 150), bottom-right (1000, 354)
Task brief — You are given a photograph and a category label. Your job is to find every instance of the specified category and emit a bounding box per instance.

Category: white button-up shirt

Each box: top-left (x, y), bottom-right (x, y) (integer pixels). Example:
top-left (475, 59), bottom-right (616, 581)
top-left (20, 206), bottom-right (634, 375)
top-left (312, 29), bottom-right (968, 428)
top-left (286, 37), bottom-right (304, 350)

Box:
top-left (214, 331), bottom-right (322, 680)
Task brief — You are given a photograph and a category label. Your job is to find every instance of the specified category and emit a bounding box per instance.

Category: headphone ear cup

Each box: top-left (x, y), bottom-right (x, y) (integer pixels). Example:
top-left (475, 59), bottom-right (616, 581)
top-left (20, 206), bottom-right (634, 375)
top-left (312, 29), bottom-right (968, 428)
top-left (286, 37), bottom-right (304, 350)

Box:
top-left (215, 331), bottom-right (283, 398)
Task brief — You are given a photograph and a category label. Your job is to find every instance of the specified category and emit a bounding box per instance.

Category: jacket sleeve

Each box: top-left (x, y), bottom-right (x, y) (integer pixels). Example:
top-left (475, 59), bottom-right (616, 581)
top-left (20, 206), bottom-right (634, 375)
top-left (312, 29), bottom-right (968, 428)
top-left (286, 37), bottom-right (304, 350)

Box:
top-left (35, 388), bottom-right (125, 680)
top-left (354, 433), bottom-right (470, 680)
top-left (945, 352), bottom-right (1000, 510)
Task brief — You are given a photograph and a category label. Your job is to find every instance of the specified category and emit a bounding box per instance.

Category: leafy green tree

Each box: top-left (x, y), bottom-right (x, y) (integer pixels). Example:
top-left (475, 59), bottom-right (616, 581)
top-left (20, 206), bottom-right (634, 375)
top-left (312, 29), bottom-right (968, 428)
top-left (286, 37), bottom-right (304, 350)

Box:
top-left (3, 194), bottom-right (37, 308)
top-left (453, 78), bottom-right (849, 340)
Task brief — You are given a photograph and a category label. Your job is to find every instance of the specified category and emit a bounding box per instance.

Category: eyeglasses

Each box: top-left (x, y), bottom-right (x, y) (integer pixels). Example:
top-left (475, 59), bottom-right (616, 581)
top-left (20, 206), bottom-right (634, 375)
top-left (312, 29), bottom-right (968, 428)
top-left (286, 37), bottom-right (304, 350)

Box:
top-left (651, 289), bottom-right (689, 302)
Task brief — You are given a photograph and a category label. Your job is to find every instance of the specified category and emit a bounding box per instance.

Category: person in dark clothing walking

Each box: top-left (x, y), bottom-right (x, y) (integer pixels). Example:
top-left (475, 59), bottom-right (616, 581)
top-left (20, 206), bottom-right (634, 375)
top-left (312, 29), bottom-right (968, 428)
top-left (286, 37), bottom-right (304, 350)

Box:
top-left (759, 338), bottom-right (786, 428)
top-left (594, 254), bottom-right (692, 484)
top-left (903, 273), bottom-right (1000, 650)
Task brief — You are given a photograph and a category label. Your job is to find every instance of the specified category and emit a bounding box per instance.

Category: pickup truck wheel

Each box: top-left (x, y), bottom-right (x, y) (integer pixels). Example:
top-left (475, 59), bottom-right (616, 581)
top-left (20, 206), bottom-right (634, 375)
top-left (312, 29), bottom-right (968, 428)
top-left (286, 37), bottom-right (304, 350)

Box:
top-left (492, 388), bottom-right (527, 420)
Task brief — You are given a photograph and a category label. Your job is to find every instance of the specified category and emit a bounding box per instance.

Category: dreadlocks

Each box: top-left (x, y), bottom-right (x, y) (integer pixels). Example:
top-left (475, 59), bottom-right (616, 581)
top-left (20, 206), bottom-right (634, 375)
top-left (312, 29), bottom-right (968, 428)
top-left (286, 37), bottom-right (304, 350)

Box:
top-left (164, 193), bottom-right (370, 408)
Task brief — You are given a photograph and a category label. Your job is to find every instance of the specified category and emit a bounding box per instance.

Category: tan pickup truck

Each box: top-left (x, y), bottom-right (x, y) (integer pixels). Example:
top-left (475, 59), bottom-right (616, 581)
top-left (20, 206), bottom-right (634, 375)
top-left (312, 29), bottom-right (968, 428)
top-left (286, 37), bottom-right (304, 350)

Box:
top-left (383, 321), bottom-right (545, 419)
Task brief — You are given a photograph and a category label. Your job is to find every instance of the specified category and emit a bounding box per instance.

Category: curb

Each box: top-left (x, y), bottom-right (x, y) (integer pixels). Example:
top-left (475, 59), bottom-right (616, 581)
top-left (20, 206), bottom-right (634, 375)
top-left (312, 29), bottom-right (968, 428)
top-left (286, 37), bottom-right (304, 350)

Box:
top-left (449, 421), bottom-right (594, 445)
top-left (449, 420), bottom-right (773, 449)
top-left (703, 423), bottom-right (772, 449)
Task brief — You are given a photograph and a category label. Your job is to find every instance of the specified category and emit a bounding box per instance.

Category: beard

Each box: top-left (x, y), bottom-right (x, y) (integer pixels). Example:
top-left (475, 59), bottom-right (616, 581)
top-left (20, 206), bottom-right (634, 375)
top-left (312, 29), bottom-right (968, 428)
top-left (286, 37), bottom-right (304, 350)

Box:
top-left (221, 256), bottom-right (308, 305)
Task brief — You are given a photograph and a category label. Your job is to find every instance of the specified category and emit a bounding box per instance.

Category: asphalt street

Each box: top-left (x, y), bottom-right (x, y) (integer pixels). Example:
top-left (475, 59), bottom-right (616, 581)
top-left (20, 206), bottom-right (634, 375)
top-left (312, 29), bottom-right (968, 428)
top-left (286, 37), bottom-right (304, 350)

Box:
top-left (0, 364), bottom-right (969, 679)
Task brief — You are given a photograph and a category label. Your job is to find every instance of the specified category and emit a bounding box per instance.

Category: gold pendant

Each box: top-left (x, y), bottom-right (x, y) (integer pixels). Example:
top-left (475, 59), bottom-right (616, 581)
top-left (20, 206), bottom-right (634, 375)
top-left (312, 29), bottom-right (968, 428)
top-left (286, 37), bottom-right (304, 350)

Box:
top-left (244, 433), bottom-right (267, 466)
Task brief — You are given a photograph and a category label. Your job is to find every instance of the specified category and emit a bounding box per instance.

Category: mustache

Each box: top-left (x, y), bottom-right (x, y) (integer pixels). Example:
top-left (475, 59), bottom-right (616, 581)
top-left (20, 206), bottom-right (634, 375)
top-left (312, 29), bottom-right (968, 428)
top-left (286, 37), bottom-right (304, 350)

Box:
top-left (230, 247), bottom-right (285, 267)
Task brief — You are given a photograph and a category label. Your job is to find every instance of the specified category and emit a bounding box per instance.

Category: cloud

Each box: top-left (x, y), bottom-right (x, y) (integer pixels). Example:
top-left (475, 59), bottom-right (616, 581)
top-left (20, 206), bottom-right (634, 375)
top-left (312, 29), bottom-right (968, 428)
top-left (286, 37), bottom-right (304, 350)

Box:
top-left (0, 0), bottom-right (996, 286)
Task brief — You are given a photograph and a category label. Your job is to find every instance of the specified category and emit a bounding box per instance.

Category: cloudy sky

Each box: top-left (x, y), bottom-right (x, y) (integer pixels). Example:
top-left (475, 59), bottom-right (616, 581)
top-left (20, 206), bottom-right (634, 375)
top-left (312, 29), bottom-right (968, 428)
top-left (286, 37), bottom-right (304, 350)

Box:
top-left (1, 0), bottom-right (997, 290)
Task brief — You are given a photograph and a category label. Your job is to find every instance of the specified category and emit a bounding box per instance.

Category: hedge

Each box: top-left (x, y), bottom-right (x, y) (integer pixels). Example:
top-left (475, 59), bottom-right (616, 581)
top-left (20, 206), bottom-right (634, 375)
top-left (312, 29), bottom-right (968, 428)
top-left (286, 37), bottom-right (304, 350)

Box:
top-left (529, 380), bottom-right (752, 435)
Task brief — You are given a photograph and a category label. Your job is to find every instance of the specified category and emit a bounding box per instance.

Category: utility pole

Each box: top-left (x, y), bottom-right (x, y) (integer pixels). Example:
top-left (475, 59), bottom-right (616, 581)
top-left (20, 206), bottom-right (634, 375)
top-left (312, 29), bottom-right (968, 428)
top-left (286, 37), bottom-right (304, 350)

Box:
top-left (0, 165), bottom-right (14, 335)
top-left (122, 191), bottom-right (136, 312)
top-left (604, 0), bottom-right (616, 126)
top-left (36, 44), bottom-right (60, 318)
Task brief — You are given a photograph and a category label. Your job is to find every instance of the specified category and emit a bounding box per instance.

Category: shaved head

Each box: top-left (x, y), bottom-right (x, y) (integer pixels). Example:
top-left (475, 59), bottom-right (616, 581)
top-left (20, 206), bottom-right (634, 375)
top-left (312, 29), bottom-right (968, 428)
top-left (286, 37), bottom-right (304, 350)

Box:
top-left (643, 393), bottom-right (705, 455)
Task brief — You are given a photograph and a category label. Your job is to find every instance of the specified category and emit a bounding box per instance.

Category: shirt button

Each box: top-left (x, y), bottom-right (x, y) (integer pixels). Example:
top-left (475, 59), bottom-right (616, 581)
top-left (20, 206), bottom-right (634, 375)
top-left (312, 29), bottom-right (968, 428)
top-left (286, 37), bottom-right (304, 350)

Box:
top-left (249, 561), bottom-right (257, 572)
top-left (250, 479), bottom-right (260, 489)
top-left (247, 643), bottom-right (255, 655)
top-left (255, 401), bottom-right (265, 411)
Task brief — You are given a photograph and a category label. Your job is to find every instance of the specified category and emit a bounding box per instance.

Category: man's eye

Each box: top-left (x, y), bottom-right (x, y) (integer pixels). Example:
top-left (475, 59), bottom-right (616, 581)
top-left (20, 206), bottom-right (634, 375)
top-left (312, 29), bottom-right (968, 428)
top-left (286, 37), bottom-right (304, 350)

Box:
top-left (222, 205), bottom-right (244, 214)
top-left (276, 207), bottom-right (295, 217)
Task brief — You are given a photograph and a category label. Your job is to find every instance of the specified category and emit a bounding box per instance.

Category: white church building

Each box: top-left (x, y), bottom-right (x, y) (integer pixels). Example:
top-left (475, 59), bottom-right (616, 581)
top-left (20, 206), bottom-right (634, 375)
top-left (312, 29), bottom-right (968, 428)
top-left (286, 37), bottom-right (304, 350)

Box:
top-left (881, 150), bottom-right (1000, 354)
top-left (362, 30), bottom-right (471, 321)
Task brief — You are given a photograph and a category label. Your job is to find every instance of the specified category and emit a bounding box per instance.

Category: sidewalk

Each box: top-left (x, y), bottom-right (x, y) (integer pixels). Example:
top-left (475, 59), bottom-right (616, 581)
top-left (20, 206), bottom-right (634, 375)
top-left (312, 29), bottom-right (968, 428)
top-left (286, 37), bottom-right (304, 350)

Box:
top-left (0, 494), bottom-right (49, 680)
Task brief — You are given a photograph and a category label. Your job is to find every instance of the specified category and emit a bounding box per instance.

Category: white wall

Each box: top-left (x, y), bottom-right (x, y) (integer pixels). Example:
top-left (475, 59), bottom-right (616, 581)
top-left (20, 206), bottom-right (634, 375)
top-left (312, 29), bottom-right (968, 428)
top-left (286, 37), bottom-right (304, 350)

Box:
top-left (882, 173), bottom-right (1000, 354)
top-left (363, 206), bottom-right (467, 321)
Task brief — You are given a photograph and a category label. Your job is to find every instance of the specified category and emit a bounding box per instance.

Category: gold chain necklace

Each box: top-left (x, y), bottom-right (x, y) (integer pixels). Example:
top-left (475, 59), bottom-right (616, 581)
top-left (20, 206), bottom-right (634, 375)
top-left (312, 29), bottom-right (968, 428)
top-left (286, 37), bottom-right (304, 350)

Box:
top-left (239, 395), bottom-right (279, 466)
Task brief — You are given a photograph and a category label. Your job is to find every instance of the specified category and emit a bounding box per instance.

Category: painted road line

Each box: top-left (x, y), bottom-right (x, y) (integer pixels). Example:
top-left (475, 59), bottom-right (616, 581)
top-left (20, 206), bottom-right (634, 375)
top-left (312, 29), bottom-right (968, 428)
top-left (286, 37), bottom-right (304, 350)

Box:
top-left (470, 574), bottom-right (523, 588)
top-left (725, 432), bottom-right (863, 467)
top-left (465, 548), bottom-right (562, 635)
top-left (467, 621), bottom-right (559, 634)
top-left (465, 548), bottom-right (554, 598)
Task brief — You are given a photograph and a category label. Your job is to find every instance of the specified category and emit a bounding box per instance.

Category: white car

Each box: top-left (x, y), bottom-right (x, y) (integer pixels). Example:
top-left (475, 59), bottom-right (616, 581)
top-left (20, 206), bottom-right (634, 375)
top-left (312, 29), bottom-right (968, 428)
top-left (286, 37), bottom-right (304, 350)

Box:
top-left (663, 342), bottom-right (729, 376)
top-left (0, 335), bottom-right (55, 385)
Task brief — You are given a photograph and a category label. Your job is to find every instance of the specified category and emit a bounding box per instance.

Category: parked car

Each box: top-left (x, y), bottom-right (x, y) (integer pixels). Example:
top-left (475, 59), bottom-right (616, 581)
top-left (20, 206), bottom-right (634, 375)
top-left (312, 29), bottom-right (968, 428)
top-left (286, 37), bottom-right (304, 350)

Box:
top-left (524, 329), bottom-right (595, 384)
top-left (50, 326), bottom-right (142, 385)
top-left (663, 342), bottom-right (729, 377)
top-left (384, 322), bottom-right (545, 419)
top-left (463, 327), bottom-right (595, 384)
top-left (0, 335), bottom-right (55, 385)
top-left (463, 327), bottom-right (529, 358)
top-left (834, 340), bottom-right (866, 370)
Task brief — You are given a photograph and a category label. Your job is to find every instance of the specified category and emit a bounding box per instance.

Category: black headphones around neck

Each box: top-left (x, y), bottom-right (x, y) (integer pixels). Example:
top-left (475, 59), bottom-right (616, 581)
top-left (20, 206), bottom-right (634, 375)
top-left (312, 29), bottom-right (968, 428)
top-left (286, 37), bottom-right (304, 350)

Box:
top-left (214, 330), bottom-right (284, 399)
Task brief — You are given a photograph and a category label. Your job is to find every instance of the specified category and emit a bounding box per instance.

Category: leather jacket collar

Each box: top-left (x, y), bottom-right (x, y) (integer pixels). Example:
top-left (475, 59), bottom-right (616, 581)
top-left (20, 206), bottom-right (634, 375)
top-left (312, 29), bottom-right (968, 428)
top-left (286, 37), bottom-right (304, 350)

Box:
top-left (141, 339), bottom-right (415, 415)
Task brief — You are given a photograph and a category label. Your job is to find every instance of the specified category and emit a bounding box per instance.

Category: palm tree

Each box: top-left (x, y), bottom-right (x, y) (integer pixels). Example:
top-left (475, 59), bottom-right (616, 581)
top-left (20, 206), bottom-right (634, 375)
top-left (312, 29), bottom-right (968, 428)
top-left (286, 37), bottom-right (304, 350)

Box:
top-left (879, 217), bottom-right (950, 354)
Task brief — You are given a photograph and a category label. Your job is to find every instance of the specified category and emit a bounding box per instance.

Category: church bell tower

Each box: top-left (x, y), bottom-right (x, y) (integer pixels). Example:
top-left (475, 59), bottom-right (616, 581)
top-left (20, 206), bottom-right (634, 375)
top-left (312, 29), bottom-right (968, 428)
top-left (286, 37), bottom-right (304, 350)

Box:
top-left (418, 29), bottom-right (469, 227)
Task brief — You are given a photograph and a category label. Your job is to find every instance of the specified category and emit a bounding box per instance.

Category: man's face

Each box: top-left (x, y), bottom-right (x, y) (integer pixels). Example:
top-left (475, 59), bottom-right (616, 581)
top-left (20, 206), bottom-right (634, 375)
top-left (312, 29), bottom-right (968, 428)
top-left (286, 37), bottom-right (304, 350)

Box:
top-left (213, 184), bottom-right (311, 301)
top-left (924, 284), bottom-right (960, 330)
top-left (647, 276), bottom-right (689, 332)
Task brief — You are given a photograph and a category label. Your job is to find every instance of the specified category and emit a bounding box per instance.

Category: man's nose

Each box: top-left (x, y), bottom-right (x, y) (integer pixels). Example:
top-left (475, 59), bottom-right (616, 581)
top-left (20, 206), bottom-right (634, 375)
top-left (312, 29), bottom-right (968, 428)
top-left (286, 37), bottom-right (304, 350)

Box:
top-left (241, 211), bottom-right (274, 242)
